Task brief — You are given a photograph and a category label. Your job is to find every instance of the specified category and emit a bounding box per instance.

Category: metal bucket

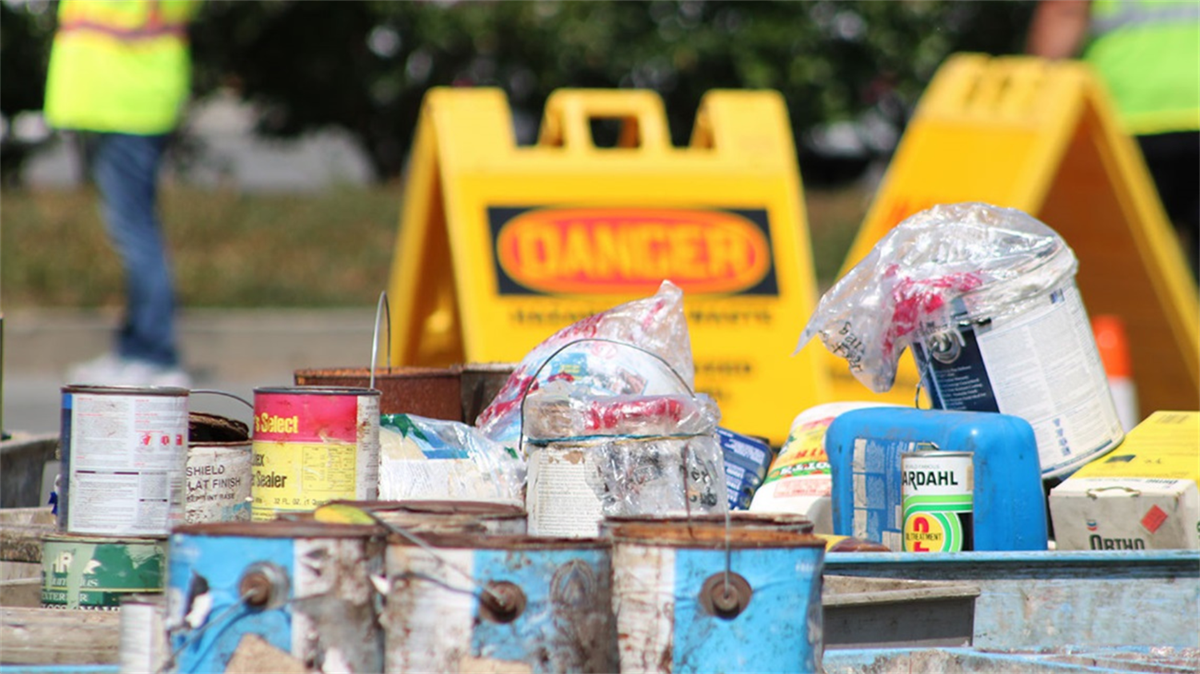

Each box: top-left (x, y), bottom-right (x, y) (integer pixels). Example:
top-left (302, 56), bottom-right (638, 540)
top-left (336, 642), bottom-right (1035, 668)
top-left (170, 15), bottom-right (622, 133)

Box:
top-left (41, 533), bottom-right (167, 610)
top-left (250, 387), bottom-right (381, 521)
top-left (329, 500), bottom-right (527, 535)
top-left (384, 534), bottom-right (617, 673)
top-left (607, 519), bottom-right (825, 674)
top-left (58, 385), bottom-right (190, 536)
top-left (912, 277), bottom-right (1124, 478)
top-left (167, 520), bottom-right (387, 673)
top-left (186, 412), bottom-right (252, 524)
top-left (295, 366), bottom-right (463, 421)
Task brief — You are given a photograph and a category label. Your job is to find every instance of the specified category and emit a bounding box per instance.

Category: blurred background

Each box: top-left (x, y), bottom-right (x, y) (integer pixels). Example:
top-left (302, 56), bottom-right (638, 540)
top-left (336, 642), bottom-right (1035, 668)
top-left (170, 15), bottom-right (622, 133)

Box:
top-left (2, 0), bottom-right (1040, 307)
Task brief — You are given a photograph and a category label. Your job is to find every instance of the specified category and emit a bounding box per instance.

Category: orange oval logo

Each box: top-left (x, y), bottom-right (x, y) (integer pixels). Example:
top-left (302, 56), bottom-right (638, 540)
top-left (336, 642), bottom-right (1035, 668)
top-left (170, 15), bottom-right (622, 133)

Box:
top-left (494, 208), bottom-right (772, 295)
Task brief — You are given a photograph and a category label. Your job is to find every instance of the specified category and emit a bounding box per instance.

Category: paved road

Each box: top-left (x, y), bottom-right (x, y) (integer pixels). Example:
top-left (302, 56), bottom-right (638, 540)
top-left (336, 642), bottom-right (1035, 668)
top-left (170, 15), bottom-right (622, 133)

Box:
top-left (3, 307), bottom-right (380, 436)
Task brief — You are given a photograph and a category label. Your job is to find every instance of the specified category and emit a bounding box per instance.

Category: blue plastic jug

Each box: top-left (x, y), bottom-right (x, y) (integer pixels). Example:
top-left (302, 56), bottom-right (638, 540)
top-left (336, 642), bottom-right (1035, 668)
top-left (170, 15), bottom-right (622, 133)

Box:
top-left (825, 407), bottom-right (1048, 552)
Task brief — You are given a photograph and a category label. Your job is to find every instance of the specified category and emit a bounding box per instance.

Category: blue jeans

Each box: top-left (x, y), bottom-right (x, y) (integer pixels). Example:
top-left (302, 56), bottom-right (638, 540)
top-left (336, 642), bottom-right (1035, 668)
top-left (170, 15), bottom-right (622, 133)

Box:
top-left (90, 132), bottom-right (180, 367)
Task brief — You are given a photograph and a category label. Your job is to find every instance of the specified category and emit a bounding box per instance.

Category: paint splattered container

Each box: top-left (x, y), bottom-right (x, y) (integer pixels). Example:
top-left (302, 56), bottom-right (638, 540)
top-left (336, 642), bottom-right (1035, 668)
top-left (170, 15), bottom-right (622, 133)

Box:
top-left (606, 519), bottom-right (825, 674)
top-left (251, 387), bottom-right (380, 521)
top-left (58, 385), bottom-right (190, 536)
top-left (295, 367), bottom-right (463, 421)
top-left (384, 534), bottom-right (617, 673)
top-left (41, 533), bottom-right (167, 610)
top-left (186, 412), bottom-right (253, 524)
top-left (120, 594), bottom-right (169, 673)
top-left (330, 500), bottom-right (527, 535)
top-left (167, 520), bottom-right (387, 673)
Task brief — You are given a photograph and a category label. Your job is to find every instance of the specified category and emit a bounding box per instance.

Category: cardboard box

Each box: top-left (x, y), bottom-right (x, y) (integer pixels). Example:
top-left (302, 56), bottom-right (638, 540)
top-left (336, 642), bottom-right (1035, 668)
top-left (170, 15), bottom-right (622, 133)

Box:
top-left (1050, 411), bottom-right (1199, 550)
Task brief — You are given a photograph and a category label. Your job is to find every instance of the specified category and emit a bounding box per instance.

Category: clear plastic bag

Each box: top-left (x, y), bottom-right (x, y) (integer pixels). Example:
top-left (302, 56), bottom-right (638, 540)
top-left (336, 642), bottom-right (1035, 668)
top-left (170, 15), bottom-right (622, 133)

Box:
top-left (378, 414), bottom-right (525, 505)
top-left (475, 280), bottom-right (696, 449)
top-left (797, 202), bottom-right (1077, 392)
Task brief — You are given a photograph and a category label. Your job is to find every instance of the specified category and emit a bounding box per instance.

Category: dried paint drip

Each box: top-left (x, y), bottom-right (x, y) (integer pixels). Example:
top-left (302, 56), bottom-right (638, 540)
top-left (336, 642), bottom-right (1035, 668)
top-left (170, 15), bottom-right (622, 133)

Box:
top-left (606, 520), bottom-right (825, 674)
top-left (166, 521), bottom-right (388, 673)
top-left (384, 534), bottom-right (618, 674)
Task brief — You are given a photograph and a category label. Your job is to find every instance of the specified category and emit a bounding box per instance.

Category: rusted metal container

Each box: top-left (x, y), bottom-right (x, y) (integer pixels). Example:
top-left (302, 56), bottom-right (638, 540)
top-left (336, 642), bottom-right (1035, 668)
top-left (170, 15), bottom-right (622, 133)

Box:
top-left (601, 513), bottom-right (815, 536)
top-left (167, 520), bottom-right (387, 673)
top-left (294, 366), bottom-right (463, 421)
top-left (250, 387), bottom-right (380, 521)
top-left (458, 362), bottom-right (517, 426)
top-left (607, 519), bottom-right (825, 674)
top-left (59, 385), bottom-right (190, 536)
top-left (329, 500), bottom-right (527, 535)
top-left (384, 534), bottom-right (617, 673)
top-left (186, 412), bottom-right (252, 524)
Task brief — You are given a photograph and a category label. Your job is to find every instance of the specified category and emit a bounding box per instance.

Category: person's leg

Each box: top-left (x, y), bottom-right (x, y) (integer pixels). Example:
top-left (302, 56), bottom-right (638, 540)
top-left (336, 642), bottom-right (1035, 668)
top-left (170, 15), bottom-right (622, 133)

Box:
top-left (90, 132), bottom-right (181, 368)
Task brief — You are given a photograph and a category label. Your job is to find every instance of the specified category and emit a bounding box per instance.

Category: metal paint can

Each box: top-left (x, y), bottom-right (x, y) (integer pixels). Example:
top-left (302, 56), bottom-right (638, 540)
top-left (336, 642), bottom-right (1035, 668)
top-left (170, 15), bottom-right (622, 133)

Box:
top-left (41, 533), bottom-right (167, 610)
top-left (186, 412), bottom-right (253, 524)
top-left (58, 385), bottom-right (190, 536)
top-left (912, 279), bottom-right (1124, 478)
top-left (458, 362), bottom-right (517, 426)
top-left (607, 519), bottom-right (825, 674)
top-left (901, 450), bottom-right (974, 553)
top-left (167, 520), bottom-right (387, 673)
top-left (251, 387), bottom-right (381, 521)
top-left (120, 594), bottom-right (169, 673)
top-left (384, 534), bottom-right (617, 673)
top-left (330, 500), bottom-right (527, 535)
top-left (294, 367), bottom-right (463, 421)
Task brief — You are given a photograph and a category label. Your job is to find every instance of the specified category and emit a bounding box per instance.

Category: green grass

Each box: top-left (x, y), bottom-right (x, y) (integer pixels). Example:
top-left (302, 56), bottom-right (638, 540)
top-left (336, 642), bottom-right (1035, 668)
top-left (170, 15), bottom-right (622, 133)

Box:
top-left (1, 183), bottom-right (868, 309)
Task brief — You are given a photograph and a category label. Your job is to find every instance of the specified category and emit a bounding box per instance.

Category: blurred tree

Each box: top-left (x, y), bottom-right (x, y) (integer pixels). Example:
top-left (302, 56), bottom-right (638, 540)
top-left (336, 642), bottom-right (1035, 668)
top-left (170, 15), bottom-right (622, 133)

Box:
top-left (8, 0), bottom-right (1038, 185)
top-left (1, 0), bottom-right (57, 186)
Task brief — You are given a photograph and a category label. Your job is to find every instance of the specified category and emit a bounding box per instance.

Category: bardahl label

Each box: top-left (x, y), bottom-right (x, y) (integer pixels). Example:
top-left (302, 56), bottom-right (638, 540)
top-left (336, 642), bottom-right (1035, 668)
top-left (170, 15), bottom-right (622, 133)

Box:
top-left (901, 452), bottom-right (973, 553)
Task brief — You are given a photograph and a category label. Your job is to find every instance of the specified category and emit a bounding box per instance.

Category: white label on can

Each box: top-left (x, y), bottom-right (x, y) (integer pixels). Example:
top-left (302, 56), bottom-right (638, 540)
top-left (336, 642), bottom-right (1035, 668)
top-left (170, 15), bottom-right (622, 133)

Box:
top-left (185, 445), bottom-right (253, 524)
top-left (68, 393), bottom-right (188, 536)
top-left (972, 283), bottom-right (1123, 475)
top-left (526, 447), bottom-right (605, 538)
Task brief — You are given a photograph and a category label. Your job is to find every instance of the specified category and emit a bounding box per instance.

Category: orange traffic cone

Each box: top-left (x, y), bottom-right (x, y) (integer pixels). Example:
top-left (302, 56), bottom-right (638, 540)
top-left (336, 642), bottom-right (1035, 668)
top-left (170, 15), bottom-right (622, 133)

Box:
top-left (1092, 314), bottom-right (1138, 432)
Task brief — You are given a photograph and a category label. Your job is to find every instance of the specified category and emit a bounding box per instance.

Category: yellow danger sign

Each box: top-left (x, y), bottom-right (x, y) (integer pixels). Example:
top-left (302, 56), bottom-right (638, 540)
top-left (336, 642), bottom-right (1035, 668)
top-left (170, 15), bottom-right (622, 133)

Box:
top-left (834, 54), bottom-right (1199, 415)
top-left (387, 88), bottom-right (828, 444)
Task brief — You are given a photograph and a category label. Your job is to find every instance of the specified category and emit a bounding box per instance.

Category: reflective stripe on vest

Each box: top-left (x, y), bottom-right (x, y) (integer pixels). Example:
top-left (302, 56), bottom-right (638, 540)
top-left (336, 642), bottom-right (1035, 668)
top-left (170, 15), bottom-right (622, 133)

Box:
top-left (1092, 2), bottom-right (1200, 34)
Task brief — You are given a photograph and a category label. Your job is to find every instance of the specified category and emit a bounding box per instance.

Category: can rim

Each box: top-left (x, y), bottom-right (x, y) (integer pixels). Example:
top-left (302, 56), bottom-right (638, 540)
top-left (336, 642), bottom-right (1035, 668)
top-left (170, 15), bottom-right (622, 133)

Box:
top-left (61, 384), bottom-right (189, 396)
top-left (252, 386), bottom-right (382, 396)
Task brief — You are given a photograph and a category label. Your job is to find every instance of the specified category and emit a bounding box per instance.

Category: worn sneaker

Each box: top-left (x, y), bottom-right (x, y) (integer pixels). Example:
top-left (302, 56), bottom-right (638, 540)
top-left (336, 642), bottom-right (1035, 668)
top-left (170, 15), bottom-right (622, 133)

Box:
top-left (67, 353), bottom-right (193, 388)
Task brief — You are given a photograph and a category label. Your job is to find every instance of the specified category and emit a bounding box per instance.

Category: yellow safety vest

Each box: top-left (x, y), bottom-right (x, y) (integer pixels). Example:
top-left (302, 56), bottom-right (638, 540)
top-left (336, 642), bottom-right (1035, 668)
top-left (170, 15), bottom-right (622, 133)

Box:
top-left (44, 0), bottom-right (198, 135)
top-left (1085, 0), bottom-right (1200, 135)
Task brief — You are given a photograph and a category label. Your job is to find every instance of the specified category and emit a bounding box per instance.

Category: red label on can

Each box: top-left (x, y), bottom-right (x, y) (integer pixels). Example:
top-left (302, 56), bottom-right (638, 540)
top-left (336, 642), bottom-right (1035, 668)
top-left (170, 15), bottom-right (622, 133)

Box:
top-left (253, 392), bottom-right (360, 442)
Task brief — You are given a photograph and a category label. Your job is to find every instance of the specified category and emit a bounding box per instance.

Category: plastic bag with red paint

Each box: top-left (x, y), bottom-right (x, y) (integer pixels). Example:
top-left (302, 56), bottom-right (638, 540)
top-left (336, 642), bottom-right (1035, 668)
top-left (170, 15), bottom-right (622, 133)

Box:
top-left (796, 202), bottom-right (1077, 392)
top-left (475, 280), bottom-right (696, 451)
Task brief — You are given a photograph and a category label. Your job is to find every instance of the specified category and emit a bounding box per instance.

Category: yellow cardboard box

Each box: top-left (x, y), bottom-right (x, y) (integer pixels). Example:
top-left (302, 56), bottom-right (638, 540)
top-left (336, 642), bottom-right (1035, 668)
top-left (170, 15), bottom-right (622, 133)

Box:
top-left (1049, 411), bottom-right (1199, 550)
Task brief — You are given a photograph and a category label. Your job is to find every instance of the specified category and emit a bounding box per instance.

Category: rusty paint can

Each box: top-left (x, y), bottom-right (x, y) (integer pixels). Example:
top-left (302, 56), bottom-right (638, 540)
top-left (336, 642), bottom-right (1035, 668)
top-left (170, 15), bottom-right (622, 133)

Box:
top-left (167, 520), bottom-right (387, 673)
top-left (330, 500), bottom-right (527, 535)
top-left (600, 512), bottom-right (815, 536)
top-left (295, 366), bottom-right (463, 421)
top-left (120, 593), bottom-right (169, 673)
top-left (606, 519), bottom-right (825, 673)
top-left (458, 362), bottom-right (517, 426)
top-left (385, 534), bottom-right (617, 673)
top-left (41, 533), bottom-right (167, 610)
top-left (186, 412), bottom-right (253, 524)
top-left (251, 387), bottom-right (380, 521)
top-left (58, 385), bottom-right (190, 536)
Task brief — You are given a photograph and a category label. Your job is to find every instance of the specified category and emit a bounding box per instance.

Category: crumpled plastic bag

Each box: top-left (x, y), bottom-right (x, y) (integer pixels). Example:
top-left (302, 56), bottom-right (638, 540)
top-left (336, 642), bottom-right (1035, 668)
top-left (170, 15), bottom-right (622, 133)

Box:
top-left (475, 280), bottom-right (695, 450)
top-left (523, 385), bottom-right (727, 522)
top-left (378, 414), bottom-right (525, 505)
top-left (797, 202), bottom-right (1077, 392)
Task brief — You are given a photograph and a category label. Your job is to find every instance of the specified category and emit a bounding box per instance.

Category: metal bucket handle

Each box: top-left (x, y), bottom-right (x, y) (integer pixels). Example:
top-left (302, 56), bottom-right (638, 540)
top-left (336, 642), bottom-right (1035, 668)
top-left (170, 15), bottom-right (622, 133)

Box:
top-left (369, 290), bottom-right (392, 391)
